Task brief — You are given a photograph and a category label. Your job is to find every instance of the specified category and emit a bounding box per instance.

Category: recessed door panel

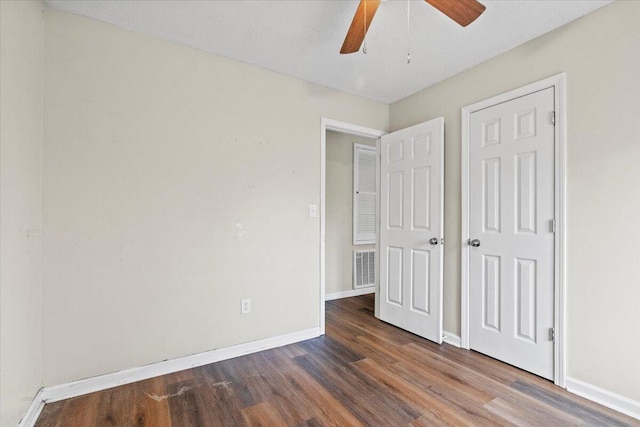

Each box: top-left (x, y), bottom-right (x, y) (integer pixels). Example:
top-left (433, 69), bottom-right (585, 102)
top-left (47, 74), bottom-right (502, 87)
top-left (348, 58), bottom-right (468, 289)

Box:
top-left (483, 158), bottom-right (501, 233)
top-left (516, 258), bottom-right (537, 342)
top-left (516, 152), bottom-right (537, 234)
top-left (412, 166), bottom-right (431, 231)
top-left (388, 140), bottom-right (404, 162)
top-left (515, 109), bottom-right (536, 140)
top-left (388, 172), bottom-right (404, 229)
top-left (482, 255), bottom-right (501, 331)
top-left (387, 247), bottom-right (403, 306)
top-left (412, 133), bottom-right (431, 157)
top-left (411, 249), bottom-right (430, 314)
top-left (483, 119), bottom-right (501, 147)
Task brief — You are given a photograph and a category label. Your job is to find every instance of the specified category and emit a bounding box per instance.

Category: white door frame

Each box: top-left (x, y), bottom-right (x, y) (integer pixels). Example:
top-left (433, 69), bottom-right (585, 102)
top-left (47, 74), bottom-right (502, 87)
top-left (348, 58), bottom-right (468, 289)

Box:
top-left (460, 73), bottom-right (567, 387)
top-left (320, 118), bottom-right (386, 334)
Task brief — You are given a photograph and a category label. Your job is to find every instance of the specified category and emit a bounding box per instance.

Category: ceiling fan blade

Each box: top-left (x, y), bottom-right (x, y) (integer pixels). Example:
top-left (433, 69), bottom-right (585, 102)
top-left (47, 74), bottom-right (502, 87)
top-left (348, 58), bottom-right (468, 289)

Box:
top-left (340, 0), bottom-right (381, 54)
top-left (424, 0), bottom-right (486, 27)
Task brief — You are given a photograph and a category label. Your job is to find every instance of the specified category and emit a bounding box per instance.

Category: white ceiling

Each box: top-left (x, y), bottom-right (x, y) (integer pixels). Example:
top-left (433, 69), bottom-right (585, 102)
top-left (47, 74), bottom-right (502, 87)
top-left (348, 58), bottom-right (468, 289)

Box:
top-left (46, 0), bottom-right (612, 104)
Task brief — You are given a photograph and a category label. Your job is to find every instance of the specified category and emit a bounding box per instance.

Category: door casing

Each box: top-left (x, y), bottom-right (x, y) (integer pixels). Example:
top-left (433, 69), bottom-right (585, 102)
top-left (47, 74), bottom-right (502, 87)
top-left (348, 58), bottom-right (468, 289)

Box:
top-left (461, 73), bottom-right (567, 387)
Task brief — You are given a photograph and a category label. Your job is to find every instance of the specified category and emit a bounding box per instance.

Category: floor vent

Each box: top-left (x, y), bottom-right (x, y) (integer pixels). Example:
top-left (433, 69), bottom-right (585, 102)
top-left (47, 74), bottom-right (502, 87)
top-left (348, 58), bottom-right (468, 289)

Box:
top-left (353, 250), bottom-right (375, 289)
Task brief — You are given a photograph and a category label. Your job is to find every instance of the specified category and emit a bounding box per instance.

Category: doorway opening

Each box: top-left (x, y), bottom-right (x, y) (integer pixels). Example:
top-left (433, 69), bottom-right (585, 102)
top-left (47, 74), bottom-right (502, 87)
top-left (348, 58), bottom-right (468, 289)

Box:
top-left (325, 131), bottom-right (377, 300)
top-left (319, 119), bottom-right (385, 334)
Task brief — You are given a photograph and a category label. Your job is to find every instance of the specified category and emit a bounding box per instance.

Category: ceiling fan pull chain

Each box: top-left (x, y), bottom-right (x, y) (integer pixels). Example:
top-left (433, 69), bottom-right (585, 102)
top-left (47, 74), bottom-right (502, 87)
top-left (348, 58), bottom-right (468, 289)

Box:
top-left (407, 0), bottom-right (411, 64)
top-left (363, 0), bottom-right (368, 54)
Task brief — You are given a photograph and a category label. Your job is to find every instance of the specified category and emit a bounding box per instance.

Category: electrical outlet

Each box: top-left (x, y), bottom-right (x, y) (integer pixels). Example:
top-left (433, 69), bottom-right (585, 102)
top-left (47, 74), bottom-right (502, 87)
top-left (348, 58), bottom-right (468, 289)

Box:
top-left (309, 204), bottom-right (318, 218)
top-left (241, 298), bottom-right (251, 314)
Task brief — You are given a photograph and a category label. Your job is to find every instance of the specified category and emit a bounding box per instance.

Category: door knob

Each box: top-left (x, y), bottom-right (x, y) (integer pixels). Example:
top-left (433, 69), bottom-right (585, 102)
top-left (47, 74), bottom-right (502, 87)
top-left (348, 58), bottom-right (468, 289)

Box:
top-left (429, 237), bottom-right (439, 245)
top-left (469, 239), bottom-right (481, 247)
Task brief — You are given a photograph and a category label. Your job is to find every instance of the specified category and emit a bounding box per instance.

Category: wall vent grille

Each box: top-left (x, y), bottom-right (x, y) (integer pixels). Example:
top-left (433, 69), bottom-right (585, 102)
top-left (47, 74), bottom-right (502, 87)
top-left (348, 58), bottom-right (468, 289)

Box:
top-left (353, 250), bottom-right (375, 289)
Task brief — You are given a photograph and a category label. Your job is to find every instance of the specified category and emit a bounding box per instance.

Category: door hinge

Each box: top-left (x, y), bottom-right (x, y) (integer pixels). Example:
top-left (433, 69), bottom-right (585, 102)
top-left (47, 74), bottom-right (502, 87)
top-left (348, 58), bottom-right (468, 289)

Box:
top-left (549, 327), bottom-right (555, 342)
top-left (551, 111), bottom-right (556, 126)
top-left (551, 218), bottom-right (557, 234)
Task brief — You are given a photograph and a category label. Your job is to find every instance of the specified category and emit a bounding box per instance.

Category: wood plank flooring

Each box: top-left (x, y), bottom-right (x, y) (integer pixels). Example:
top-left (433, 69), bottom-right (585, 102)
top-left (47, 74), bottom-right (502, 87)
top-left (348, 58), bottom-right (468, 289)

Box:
top-left (35, 295), bottom-right (638, 426)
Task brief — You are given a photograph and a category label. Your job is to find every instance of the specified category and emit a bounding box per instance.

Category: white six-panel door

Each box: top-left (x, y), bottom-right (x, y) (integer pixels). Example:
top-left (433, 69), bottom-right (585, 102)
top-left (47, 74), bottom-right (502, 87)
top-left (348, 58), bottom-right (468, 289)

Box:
top-left (379, 118), bottom-right (444, 343)
top-left (468, 88), bottom-right (555, 379)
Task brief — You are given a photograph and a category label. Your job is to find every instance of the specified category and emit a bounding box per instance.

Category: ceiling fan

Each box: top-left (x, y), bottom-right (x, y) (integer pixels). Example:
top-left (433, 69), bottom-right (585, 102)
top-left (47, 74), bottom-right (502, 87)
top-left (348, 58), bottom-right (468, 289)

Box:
top-left (340, 0), bottom-right (486, 54)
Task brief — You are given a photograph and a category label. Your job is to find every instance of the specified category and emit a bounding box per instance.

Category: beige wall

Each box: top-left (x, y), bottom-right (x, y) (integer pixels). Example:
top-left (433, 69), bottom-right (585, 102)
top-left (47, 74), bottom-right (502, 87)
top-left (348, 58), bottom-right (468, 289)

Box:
top-left (390, 1), bottom-right (640, 402)
top-left (41, 8), bottom-right (388, 386)
top-left (325, 131), bottom-right (376, 295)
top-left (2, 0), bottom-right (636, 417)
top-left (0, 1), bottom-right (44, 425)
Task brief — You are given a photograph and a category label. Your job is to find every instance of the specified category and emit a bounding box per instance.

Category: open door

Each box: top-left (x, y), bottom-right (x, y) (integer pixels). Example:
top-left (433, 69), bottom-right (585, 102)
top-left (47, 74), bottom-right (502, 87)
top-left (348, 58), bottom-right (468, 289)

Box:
top-left (379, 118), bottom-right (444, 343)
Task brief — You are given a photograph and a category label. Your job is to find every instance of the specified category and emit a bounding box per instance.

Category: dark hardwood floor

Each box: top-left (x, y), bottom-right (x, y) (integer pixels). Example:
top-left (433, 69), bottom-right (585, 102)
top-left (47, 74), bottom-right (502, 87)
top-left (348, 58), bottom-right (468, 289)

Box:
top-left (36, 294), bottom-right (638, 426)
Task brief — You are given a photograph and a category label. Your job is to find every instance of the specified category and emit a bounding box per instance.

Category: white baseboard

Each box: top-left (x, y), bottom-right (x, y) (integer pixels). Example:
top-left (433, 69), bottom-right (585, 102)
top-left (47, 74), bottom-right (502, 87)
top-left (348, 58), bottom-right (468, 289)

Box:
top-left (40, 327), bottom-right (320, 405)
top-left (325, 287), bottom-right (374, 301)
top-left (565, 376), bottom-right (640, 420)
top-left (443, 331), bottom-right (461, 348)
top-left (17, 388), bottom-right (45, 427)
